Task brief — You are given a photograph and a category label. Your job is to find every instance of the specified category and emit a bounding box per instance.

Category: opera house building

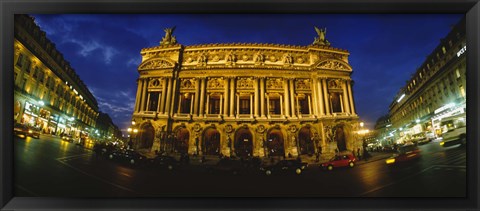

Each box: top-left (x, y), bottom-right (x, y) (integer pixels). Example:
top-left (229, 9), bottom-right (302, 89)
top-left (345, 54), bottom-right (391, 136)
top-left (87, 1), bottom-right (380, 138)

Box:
top-left (131, 27), bottom-right (361, 161)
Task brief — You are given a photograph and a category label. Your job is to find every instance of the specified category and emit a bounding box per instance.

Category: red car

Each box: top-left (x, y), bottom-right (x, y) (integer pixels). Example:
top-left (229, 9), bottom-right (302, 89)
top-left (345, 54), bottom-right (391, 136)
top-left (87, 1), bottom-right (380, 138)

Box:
top-left (385, 143), bottom-right (421, 165)
top-left (321, 153), bottom-right (356, 171)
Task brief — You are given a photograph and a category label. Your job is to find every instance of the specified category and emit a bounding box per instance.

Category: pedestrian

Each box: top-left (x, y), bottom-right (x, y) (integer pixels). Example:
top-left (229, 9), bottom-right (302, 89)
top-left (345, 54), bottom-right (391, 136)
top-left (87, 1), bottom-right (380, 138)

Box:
top-left (357, 148), bottom-right (362, 160)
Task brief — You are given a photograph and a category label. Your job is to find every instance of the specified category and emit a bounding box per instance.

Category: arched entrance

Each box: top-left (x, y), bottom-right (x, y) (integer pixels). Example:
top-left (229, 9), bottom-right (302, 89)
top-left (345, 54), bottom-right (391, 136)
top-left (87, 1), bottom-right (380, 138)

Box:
top-left (174, 127), bottom-right (189, 154)
top-left (139, 123), bottom-right (155, 149)
top-left (298, 126), bottom-right (315, 155)
top-left (266, 128), bottom-right (285, 157)
top-left (335, 125), bottom-right (347, 151)
top-left (203, 128), bottom-right (220, 155)
top-left (234, 127), bottom-right (253, 157)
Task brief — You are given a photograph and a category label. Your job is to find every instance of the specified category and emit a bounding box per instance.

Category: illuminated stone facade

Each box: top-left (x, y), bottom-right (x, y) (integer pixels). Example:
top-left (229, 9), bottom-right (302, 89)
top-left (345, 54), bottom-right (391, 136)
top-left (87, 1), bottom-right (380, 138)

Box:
top-left (132, 27), bottom-right (360, 159)
top-left (13, 15), bottom-right (99, 137)
top-left (389, 17), bottom-right (466, 139)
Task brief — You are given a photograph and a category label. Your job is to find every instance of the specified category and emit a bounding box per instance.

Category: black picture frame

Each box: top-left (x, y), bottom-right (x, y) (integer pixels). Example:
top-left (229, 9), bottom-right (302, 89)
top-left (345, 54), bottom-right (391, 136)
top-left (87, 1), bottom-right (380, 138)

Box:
top-left (1, 0), bottom-right (479, 210)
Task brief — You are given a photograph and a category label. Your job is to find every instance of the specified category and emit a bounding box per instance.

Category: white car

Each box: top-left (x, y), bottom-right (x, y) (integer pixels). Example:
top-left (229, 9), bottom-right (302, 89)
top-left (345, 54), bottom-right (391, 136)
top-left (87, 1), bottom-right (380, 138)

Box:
top-left (440, 126), bottom-right (466, 147)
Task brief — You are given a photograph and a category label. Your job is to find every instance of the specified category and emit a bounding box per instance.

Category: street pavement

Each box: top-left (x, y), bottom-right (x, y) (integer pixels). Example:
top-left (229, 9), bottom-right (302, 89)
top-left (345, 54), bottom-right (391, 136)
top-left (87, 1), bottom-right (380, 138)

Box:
top-left (14, 134), bottom-right (466, 197)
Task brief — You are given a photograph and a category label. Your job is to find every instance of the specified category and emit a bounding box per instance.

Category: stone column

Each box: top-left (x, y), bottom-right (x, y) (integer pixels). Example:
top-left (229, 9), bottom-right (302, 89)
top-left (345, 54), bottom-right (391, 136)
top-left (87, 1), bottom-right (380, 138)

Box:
top-left (308, 95), bottom-right (312, 115)
top-left (283, 79), bottom-right (290, 117)
top-left (165, 78), bottom-right (173, 115)
top-left (220, 94), bottom-right (223, 115)
top-left (169, 78), bottom-right (177, 116)
top-left (146, 92), bottom-right (151, 111)
top-left (347, 80), bottom-right (356, 115)
top-left (322, 79), bottom-right (330, 115)
top-left (311, 78), bottom-right (319, 116)
top-left (342, 80), bottom-right (351, 114)
top-left (206, 93), bottom-right (210, 114)
top-left (289, 79), bottom-right (296, 117)
top-left (266, 94), bottom-right (270, 117)
top-left (224, 78), bottom-right (229, 116)
top-left (260, 77), bottom-right (266, 117)
top-left (160, 77), bottom-right (167, 114)
top-left (194, 78), bottom-right (200, 116)
top-left (134, 79), bottom-right (142, 113)
top-left (190, 93), bottom-right (194, 115)
top-left (236, 94), bottom-right (240, 117)
top-left (230, 78), bottom-right (235, 117)
top-left (139, 78), bottom-right (148, 112)
top-left (280, 95), bottom-right (284, 116)
top-left (317, 78), bottom-right (325, 116)
top-left (254, 78), bottom-right (259, 117)
top-left (157, 90), bottom-right (163, 113)
top-left (199, 78), bottom-right (206, 116)
top-left (339, 94), bottom-right (344, 113)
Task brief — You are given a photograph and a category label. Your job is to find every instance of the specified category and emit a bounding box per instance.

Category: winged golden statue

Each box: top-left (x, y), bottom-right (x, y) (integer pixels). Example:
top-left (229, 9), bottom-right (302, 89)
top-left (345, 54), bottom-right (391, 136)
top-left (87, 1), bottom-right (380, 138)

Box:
top-left (313, 26), bottom-right (330, 46)
top-left (160, 26), bottom-right (177, 45)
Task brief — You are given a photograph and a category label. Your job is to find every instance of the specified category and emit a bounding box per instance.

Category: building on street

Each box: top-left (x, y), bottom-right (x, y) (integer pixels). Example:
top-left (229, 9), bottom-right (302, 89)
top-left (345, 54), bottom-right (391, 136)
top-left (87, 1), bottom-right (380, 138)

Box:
top-left (13, 15), bottom-right (99, 139)
top-left (388, 17), bottom-right (466, 143)
top-left (131, 26), bottom-right (361, 160)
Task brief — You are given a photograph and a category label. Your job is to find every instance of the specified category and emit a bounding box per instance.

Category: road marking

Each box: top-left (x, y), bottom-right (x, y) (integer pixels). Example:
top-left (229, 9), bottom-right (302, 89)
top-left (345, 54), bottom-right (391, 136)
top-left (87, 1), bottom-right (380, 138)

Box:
top-left (56, 159), bottom-right (138, 194)
top-left (361, 164), bottom-right (466, 196)
top-left (360, 166), bottom-right (435, 196)
top-left (56, 153), bottom-right (91, 161)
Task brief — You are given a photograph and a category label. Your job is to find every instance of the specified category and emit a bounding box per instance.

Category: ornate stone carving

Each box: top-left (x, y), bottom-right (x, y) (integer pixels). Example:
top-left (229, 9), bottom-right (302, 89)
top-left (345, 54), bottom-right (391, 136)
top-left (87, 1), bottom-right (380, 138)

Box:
top-left (180, 78), bottom-right (196, 89)
top-left (212, 55), bottom-right (220, 62)
top-left (241, 54), bottom-right (249, 61)
top-left (269, 55), bottom-right (277, 62)
top-left (236, 77), bottom-right (253, 89)
top-left (193, 123), bottom-right (202, 132)
top-left (139, 59), bottom-right (174, 70)
top-left (317, 60), bottom-right (350, 71)
top-left (225, 124), bottom-right (233, 133)
top-left (225, 51), bottom-right (236, 66)
top-left (282, 53), bottom-right (294, 66)
top-left (289, 125), bottom-right (297, 133)
top-left (253, 51), bottom-right (265, 65)
top-left (295, 79), bottom-right (311, 90)
top-left (149, 78), bottom-right (163, 88)
top-left (266, 78), bottom-right (283, 89)
top-left (296, 57), bottom-right (304, 64)
top-left (207, 77), bottom-right (224, 89)
top-left (256, 125), bottom-right (266, 134)
top-left (327, 79), bottom-right (342, 89)
top-left (197, 53), bottom-right (207, 66)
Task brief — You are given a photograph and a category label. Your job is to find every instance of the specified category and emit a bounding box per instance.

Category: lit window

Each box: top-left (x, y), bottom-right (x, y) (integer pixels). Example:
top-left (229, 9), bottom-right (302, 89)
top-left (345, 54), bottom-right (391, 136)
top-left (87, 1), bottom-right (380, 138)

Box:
top-left (442, 46), bottom-right (447, 54)
top-left (269, 98), bottom-right (281, 115)
top-left (456, 69), bottom-right (461, 78)
top-left (209, 96), bottom-right (221, 114)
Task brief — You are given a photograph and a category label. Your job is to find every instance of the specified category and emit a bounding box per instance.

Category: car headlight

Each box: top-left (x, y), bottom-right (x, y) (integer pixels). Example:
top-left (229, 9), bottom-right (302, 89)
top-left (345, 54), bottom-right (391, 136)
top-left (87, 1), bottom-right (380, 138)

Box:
top-left (440, 142), bottom-right (445, 146)
top-left (28, 130), bottom-right (33, 133)
top-left (386, 158), bottom-right (395, 164)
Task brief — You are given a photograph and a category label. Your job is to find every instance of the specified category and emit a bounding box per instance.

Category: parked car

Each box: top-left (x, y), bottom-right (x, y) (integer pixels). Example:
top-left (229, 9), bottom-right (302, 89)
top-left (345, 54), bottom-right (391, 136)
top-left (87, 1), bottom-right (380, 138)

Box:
top-left (385, 143), bottom-right (421, 165)
top-left (148, 155), bottom-right (180, 170)
top-left (61, 134), bottom-right (74, 142)
top-left (107, 149), bottom-right (148, 166)
top-left (320, 153), bottom-right (356, 171)
top-left (13, 123), bottom-right (28, 138)
top-left (27, 127), bottom-right (41, 139)
top-left (260, 159), bottom-right (308, 175)
top-left (207, 158), bottom-right (245, 175)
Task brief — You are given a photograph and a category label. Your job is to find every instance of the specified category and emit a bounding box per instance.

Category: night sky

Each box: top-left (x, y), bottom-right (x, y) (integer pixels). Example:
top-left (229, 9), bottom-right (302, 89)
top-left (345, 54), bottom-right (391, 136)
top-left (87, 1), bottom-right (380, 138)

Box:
top-left (30, 14), bottom-right (463, 134)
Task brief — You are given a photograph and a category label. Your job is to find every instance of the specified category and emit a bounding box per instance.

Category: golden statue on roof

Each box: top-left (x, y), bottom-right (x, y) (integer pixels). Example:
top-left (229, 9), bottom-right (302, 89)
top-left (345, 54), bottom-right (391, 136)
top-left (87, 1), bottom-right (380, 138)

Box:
top-left (160, 26), bottom-right (177, 45)
top-left (313, 26), bottom-right (330, 46)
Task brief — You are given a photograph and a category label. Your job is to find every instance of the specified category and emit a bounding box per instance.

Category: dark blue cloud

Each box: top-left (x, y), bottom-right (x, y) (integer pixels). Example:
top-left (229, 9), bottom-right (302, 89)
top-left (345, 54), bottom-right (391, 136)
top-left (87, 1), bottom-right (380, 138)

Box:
top-left (32, 14), bottom-right (463, 132)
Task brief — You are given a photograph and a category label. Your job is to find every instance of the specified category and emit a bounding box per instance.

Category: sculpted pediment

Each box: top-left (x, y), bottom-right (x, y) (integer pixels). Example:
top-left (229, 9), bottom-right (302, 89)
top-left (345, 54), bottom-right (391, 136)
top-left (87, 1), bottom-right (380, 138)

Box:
top-left (315, 59), bottom-right (352, 71)
top-left (139, 58), bottom-right (175, 70)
